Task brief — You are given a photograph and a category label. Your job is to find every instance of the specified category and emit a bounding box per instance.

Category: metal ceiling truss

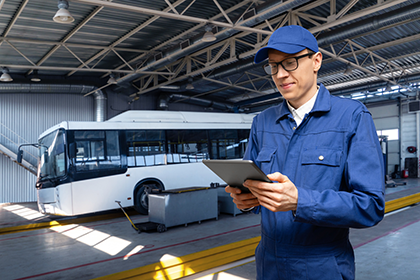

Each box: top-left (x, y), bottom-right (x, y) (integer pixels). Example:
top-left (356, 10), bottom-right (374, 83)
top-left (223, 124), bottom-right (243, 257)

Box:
top-left (170, 72), bottom-right (273, 103)
top-left (0, 0), bottom-right (416, 105)
top-left (320, 39), bottom-right (408, 88)
top-left (99, 0), bottom-right (255, 79)
top-left (128, 0), bottom-right (413, 101)
top-left (72, 0), bottom-right (272, 82)
top-left (26, 5), bottom-right (106, 76)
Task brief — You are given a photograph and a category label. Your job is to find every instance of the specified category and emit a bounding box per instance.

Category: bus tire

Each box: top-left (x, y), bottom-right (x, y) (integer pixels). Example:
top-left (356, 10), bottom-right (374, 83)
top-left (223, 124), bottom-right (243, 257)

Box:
top-left (134, 180), bottom-right (163, 215)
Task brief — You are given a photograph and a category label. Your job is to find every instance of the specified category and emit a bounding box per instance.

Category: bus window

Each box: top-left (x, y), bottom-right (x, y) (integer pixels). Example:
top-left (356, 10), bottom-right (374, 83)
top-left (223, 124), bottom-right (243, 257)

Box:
top-left (209, 129), bottom-right (249, 159)
top-left (126, 130), bottom-right (165, 167)
top-left (166, 130), bottom-right (209, 164)
top-left (74, 131), bottom-right (121, 171)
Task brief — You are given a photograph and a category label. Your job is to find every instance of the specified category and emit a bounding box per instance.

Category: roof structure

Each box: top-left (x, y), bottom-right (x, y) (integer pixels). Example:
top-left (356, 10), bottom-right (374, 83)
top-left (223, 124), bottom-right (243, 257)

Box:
top-left (1, 0), bottom-right (419, 112)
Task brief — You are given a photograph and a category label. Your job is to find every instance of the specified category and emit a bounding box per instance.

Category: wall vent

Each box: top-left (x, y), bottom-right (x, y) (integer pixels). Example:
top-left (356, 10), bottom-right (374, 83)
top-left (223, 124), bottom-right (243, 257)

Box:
top-left (408, 100), bottom-right (420, 113)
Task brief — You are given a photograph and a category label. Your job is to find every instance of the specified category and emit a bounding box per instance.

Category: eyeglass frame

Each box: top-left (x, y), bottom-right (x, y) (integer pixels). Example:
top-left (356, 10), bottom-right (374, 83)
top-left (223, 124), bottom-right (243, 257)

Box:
top-left (263, 52), bottom-right (316, 75)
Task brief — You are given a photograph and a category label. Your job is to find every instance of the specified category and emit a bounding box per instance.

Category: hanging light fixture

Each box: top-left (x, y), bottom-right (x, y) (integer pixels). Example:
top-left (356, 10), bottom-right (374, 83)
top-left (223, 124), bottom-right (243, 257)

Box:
top-left (53, 0), bottom-right (75, 24)
top-left (343, 63), bottom-right (353, 75)
top-left (202, 25), bottom-right (216, 42)
top-left (385, 83), bottom-right (393, 92)
top-left (107, 73), bottom-right (117, 84)
top-left (0, 67), bottom-right (13, 82)
top-left (31, 70), bottom-right (41, 82)
top-left (186, 77), bottom-right (194, 90)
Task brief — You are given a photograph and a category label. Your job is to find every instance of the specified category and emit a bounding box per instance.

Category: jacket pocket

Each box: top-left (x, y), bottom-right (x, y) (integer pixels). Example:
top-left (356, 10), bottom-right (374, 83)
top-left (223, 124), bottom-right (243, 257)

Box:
top-left (302, 148), bottom-right (341, 167)
top-left (256, 147), bottom-right (277, 174)
top-left (300, 149), bottom-right (343, 190)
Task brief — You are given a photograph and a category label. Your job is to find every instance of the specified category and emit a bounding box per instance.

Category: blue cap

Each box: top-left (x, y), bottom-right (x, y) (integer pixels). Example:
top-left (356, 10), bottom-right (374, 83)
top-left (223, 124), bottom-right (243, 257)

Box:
top-left (254, 25), bottom-right (318, 64)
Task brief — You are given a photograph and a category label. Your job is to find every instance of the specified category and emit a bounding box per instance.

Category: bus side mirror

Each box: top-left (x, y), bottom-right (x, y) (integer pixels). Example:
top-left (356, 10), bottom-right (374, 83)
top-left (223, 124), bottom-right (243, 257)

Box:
top-left (44, 151), bottom-right (49, 163)
top-left (17, 150), bottom-right (23, 163)
top-left (69, 143), bottom-right (76, 158)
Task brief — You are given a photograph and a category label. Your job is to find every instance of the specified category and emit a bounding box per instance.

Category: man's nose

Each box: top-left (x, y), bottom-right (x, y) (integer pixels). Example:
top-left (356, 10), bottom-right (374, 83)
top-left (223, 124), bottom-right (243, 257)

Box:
top-left (276, 66), bottom-right (289, 79)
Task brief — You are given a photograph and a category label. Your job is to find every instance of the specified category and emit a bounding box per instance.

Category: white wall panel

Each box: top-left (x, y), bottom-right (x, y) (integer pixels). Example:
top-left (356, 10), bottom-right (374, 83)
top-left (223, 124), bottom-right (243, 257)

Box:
top-left (368, 103), bottom-right (400, 175)
top-left (0, 93), bottom-right (94, 203)
top-left (401, 112), bottom-right (418, 175)
top-left (373, 117), bottom-right (399, 130)
top-left (368, 104), bottom-right (399, 119)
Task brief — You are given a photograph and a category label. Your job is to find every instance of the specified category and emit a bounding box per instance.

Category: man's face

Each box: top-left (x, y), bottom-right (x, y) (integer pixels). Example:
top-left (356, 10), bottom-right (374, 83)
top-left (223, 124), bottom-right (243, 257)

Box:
top-left (268, 49), bottom-right (322, 109)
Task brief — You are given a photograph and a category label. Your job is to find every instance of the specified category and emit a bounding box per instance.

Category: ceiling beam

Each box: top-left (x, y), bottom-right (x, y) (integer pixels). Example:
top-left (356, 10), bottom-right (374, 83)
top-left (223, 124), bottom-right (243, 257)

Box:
top-left (72, 0), bottom-right (273, 35)
top-left (0, 37), bottom-right (147, 53)
top-left (67, 0), bottom-right (189, 77)
top-left (28, 5), bottom-right (105, 76)
top-left (102, 0), bottom-right (254, 78)
top-left (1, 64), bottom-right (174, 75)
top-left (127, 0), bottom-right (413, 95)
top-left (1, 0), bottom-right (29, 38)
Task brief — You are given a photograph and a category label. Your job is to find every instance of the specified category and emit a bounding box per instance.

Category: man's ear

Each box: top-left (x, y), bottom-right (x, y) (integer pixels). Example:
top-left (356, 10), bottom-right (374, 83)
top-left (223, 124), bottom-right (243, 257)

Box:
top-left (313, 52), bottom-right (322, 72)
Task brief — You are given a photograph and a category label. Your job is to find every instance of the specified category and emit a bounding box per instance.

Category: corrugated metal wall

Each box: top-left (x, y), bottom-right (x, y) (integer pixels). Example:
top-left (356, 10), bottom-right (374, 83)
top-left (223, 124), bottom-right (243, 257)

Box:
top-left (0, 93), bottom-right (94, 203)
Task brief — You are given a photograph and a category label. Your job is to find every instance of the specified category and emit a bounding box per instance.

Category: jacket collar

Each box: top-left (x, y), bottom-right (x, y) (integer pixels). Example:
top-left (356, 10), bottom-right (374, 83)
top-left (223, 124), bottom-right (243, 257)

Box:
top-left (275, 83), bottom-right (331, 122)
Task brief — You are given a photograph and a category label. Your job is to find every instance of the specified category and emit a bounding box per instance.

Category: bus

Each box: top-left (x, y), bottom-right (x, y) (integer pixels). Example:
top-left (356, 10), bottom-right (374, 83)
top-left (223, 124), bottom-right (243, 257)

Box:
top-left (32, 110), bottom-right (254, 216)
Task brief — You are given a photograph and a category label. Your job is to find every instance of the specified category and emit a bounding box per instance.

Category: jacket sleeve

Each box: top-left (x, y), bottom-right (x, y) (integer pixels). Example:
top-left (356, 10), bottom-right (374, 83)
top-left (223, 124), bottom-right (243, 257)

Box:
top-left (294, 110), bottom-right (385, 228)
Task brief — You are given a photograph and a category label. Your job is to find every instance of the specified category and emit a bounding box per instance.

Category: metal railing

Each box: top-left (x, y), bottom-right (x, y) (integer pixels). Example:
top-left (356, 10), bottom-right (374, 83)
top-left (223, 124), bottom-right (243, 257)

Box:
top-left (0, 121), bottom-right (38, 167)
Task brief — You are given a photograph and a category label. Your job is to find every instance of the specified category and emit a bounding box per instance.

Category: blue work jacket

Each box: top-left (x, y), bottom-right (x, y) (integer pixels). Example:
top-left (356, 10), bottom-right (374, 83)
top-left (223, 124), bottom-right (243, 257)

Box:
top-left (244, 84), bottom-right (385, 280)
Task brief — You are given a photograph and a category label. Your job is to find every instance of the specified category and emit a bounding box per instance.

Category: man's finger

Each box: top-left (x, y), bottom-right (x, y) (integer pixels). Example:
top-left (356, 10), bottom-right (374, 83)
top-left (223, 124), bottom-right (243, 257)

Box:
top-left (267, 172), bottom-right (289, 183)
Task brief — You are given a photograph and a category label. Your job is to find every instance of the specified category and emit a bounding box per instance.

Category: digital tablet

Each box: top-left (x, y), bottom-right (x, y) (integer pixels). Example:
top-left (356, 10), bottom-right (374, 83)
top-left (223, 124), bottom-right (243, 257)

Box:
top-left (202, 159), bottom-right (272, 193)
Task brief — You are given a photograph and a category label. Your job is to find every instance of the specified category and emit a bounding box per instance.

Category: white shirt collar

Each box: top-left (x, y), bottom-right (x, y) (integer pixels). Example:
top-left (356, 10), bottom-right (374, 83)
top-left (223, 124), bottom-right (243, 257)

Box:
top-left (287, 87), bottom-right (319, 127)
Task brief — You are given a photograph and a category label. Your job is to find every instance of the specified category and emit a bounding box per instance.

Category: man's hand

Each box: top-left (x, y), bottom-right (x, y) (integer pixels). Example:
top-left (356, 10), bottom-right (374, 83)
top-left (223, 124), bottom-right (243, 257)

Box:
top-left (243, 172), bottom-right (298, 212)
top-left (225, 185), bottom-right (260, 210)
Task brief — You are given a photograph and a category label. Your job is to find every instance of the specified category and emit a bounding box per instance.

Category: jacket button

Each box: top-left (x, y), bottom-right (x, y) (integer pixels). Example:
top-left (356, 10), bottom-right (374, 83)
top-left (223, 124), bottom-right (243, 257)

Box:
top-left (319, 155), bottom-right (324, 161)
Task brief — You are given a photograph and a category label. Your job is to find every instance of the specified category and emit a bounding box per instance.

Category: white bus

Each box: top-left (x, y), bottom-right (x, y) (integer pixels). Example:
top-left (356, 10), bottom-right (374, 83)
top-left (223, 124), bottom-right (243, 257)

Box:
top-left (33, 110), bottom-right (254, 216)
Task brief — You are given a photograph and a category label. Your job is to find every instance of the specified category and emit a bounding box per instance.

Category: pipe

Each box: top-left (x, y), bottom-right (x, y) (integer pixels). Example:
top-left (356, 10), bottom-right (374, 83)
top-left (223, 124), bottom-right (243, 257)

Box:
top-left (117, 0), bottom-right (313, 84)
top-left (329, 73), bottom-right (420, 97)
top-left (93, 90), bottom-right (107, 122)
top-left (187, 2), bottom-right (420, 90)
top-left (316, 2), bottom-right (420, 46)
top-left (0, 83), bottom-right (106, 121)
top-left (167, 94), bottom-right (233, 111)
top-left (0, 83), bottom-right (96, 93)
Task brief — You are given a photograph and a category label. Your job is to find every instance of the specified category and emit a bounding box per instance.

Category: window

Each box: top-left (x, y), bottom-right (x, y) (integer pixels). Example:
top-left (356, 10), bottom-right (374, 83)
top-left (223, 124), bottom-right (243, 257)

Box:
top-left (74, 130), bottom-right (122, 171)
top-left (209, 129), bottom-right (249, 159)
top-left (166, 130), bottom-right (209, 164)
top-left (124, 129), bottom-right (250, 167)
top-left (38, 129), bottom-right (66, 180)
top-left (377, 129), bottom-right (399, 141)
top-left (126, 130), bottom-right (165, 167)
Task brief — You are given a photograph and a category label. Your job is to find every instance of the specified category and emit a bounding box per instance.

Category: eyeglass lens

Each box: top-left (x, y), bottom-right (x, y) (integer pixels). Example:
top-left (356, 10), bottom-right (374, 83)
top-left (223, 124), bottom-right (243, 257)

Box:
top-left (264, 57), bottom-right (298, 75)
top-left (263, 53), bottom-right (314, 75)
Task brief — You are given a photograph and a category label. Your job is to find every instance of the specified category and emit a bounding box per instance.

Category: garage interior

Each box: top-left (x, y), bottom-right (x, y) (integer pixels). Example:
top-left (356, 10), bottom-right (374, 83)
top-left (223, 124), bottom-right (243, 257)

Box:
top-left (1, 0), bottom-right (420, 279)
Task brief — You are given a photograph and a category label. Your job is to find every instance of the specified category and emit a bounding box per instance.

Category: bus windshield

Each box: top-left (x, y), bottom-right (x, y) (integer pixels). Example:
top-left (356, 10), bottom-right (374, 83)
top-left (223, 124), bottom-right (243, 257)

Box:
top-left (38, 129), bottom-right (66, 181)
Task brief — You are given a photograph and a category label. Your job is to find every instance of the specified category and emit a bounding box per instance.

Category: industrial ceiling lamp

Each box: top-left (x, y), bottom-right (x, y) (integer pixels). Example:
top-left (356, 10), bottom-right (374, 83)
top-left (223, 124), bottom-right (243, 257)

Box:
top-left (107, 73), bottom-right (117, 84)
top-left (0, 67), bottom-right (13, 82)
top-left (343, 63), bottom-right (353, 75)
top-left (53, 0), bottom-right (75, 24)
top-left (31, 70), bottom-right (41, 82)
top-left (186, 77), bottom-right (194, 90)
top-left (202, 25), bottom-right (217, 42)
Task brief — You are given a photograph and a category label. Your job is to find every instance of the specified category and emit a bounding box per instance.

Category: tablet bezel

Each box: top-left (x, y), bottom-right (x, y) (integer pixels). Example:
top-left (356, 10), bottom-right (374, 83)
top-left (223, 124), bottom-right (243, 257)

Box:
top-left (203, 159), bottom-right (272, 192)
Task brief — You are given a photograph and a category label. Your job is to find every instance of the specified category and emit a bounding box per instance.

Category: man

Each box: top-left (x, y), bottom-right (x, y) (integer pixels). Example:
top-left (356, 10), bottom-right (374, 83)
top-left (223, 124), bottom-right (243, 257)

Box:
top-left (225, 25), bottom-right (385, 280)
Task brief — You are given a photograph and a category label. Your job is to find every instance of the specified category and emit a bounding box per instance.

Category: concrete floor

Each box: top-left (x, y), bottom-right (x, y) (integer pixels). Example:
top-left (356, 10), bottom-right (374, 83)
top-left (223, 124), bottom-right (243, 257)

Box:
top-left (0, 178), bottom-right (419, 280)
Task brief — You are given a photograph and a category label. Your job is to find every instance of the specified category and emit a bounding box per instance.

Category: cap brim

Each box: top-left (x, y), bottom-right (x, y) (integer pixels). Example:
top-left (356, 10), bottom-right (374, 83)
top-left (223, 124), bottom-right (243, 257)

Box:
top-left (254, 47), bottom-right (269, 64)
top-left (254, 44), bottom-right (307, 64)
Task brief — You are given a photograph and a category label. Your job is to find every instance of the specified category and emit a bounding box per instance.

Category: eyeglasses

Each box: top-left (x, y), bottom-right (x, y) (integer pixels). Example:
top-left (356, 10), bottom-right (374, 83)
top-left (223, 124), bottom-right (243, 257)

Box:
top-left (263, 52), bottom-right (315, 75)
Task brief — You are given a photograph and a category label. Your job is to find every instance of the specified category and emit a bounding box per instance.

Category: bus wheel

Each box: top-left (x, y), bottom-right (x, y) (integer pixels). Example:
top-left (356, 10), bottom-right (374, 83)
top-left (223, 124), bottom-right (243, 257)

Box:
top-left (134, 182), bottom-right (161, 215)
